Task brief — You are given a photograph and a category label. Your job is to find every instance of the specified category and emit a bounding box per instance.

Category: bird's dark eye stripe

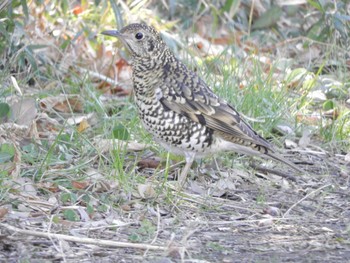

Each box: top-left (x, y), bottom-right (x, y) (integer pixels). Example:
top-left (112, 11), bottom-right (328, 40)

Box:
top-left (135, 32), bottom-right (143, 40)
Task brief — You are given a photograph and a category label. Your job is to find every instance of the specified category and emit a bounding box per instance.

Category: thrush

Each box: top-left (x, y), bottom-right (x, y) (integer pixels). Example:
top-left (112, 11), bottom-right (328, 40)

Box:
top-left (101, 23), bottom-right (303, 184)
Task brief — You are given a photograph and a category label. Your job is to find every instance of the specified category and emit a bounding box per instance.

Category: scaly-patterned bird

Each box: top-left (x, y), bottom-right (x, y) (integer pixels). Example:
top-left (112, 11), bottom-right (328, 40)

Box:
top-left (102, 23), bottom-right (303, 184)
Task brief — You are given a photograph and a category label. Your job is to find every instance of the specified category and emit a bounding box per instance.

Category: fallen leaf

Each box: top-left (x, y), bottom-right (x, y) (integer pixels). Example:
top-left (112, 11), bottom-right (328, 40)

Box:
top-left (189, 181), bottom-right (206, 195)
top-left (72, 180), bottom-right (89, 189)
top-left (37, 182), bottom-right (60, 193)
top-left (0, 207), bottom-right (9, 219)
top-left (263, 206), bottom-right (281, 217)
top-left (285, 68), bottom-right (309, 89)
top-left (296, 112), bottom-right (321, 125)
top-left (322, 109), bottom-right (339, 120)
top-left (77, 118), bottom-right (89, 132)
top-left (211, 177), bottom-right (236, 197)
top-left (67, 113), bottom-right (94, 126)
top-left (77, 206), bottom-right (90, 222)
top-left (284, 139), bottom-right (298, 149)
top-left (258, 216), bottom-right (274, 226)
top-left (137, 184), bottom-right (156, 199)
top-left (137, 158), bottom-right (161, 169)
top-left (13, 177), bottom-right (37, 197)
top-left (40, 95), bottom-right (84, 113)
top-left (274, 124), bottom-right (295, 136)
top-left (36, 112), bottom-right (60, 133)
top-left (121, 204), bottom-right (131, 211)
top-left (10, 98), bottom-right (37, 126)
top-left (72, 5), bottom-right (84, 15)
top-left (307, 90), bottom-right (327, 101)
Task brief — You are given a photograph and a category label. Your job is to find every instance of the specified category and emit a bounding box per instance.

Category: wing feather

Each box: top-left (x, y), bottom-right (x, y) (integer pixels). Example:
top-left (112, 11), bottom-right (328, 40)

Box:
top-left (160, 72), bottom-right (273, 150)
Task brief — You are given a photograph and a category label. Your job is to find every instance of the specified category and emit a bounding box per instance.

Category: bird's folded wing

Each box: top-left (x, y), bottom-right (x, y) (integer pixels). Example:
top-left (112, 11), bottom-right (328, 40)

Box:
top-left (159, 79), bottom-right (273, 150)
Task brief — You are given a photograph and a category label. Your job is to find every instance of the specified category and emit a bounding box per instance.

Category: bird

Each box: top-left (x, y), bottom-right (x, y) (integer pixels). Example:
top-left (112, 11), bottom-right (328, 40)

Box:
top-left (101, 23), bottom-right (304, 185)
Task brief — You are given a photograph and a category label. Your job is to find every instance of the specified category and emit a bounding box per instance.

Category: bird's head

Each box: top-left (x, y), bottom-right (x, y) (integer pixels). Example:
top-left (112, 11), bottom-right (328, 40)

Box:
top-left (101, 23), bottom-right (166, 59)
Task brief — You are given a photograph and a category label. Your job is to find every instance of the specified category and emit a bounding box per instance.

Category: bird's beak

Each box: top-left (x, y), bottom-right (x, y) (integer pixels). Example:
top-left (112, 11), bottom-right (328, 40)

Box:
top-left (101, 29), bottom-right (132, 53)
top-left (101, 30), bottom-right (121, 38)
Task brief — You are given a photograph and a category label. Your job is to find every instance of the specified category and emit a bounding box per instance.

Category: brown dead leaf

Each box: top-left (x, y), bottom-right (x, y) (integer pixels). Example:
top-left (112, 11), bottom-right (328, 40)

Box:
top-left (322, 109), bottom-right (339, 120)
top-left (37, 182), bottom-right (60, 193)
top-left (208, 35), bottom-right (235, 46)
top-left (27, 119), bottom-right (40, 142)
top-left (0, 207), bottom-right (9, 219)
top-left (137, 184), bottom-right (156, 199)
top-left (97, 81), bottom-right (112, 94)
top-left (72, 180), bottom-right (89, 189)
top-left (116, 58), bottom-right (129, 74)
top-left (35, 113), bottom-right (60, 134)
top-left (263, 206), bottom-right (281, 217)
top-left (121, 204), bottom-right (131, 211)
top-left (40, 95), bottom-right (84, 113)
top-left (113, 87), bottom-right (132, 96)
top-left (137, 158), bottom-right (161, 169)
top-left (77, 118), bottom-right (89, 133)
top-left (67, 113), bottom-right (94, 126)
top-left (296, 112), bottom-right (321, 125)
top-left (72, 5), bottom-right (84, 15)
top-left (196, 41), bottom-right (204, 50)
top-left (11, 143), bottom-right (21, 178)
top-left (97, 82), bottom-right (131, 96)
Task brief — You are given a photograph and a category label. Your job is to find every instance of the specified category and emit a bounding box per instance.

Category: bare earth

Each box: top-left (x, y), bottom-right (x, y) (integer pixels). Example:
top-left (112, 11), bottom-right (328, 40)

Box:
top-left (1, 149), bottom-right (349, 263)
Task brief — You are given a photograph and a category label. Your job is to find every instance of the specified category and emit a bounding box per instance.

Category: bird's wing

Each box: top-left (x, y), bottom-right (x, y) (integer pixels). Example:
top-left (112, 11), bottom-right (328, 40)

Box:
top-left (159, 71), bottom-right (273, 151)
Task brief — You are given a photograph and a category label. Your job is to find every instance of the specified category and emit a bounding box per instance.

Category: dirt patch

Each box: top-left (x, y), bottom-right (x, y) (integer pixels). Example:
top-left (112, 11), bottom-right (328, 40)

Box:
top-left (1, 151), bottom-right (349, 262)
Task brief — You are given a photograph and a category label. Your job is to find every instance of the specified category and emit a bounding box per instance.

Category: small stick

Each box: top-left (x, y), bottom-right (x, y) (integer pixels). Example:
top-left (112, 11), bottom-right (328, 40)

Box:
top-left (249, 163), bottom-right (299, 182)
top-left (74, 66), bottom-right (119, 86)
top-left (283, 184), bottom-right (332, 218)
top-left (1, 223), bottom-right (169, 251)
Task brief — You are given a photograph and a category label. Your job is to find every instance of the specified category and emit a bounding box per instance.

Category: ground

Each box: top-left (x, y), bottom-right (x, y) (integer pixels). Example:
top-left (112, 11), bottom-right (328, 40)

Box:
top-left (1, 148), bottom-right (349, 262)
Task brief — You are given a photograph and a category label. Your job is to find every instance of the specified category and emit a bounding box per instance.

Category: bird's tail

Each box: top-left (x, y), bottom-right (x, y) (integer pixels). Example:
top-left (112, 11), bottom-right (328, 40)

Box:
top-left (266, 151), bottom-right (305, 173)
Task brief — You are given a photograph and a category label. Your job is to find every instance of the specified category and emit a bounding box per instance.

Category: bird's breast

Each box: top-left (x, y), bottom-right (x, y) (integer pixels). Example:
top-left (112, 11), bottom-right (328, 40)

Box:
top-left (131, 66), bottom-right (216, 157)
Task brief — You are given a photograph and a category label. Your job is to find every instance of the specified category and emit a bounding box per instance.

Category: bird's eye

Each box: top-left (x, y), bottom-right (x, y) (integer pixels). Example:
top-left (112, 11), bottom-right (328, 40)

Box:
top-left (135, 32), bottom-right (143, 40)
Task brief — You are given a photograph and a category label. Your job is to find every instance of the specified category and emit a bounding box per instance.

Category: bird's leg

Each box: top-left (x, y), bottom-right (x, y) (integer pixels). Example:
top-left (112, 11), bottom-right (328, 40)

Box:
top-left (178, 153), bottom-right (195, 186)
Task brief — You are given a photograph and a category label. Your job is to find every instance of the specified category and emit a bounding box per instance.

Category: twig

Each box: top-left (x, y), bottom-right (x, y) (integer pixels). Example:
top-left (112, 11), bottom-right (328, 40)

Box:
top-left (283, 184), bottom-right (332, 218)
top-left (74, 66), bottom-right (120, 86)
top-left (144, 204), bottom-right (162, 257)
top-left (249, 163), bottom-right (299, 182)
top-left (151, 204), bottom-right (161, 245)
top-left (1, 223), bottom-right (169, 251)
